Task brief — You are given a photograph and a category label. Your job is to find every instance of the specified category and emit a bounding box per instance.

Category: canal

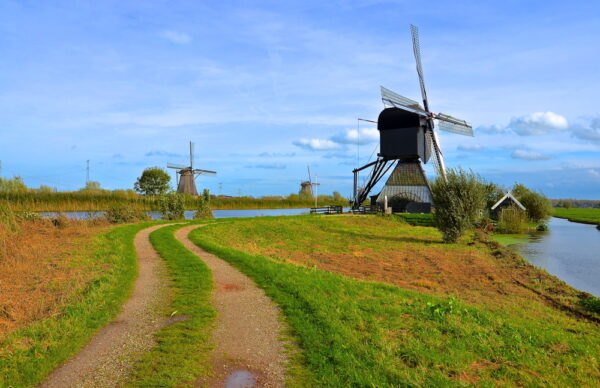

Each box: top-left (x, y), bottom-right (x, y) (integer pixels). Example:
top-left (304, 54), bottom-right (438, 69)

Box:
top-left (509, 217), bottom-right (600, 296)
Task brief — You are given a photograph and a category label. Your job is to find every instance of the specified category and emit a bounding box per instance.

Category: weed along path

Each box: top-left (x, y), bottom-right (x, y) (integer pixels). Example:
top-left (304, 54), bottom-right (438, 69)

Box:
top-left (40, 224), bottom-right (172, 388)
top-left (174, 225), bottom-right (289, 388)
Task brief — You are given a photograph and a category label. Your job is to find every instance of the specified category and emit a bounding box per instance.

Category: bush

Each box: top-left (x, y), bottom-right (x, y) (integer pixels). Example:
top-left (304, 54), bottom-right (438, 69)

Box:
top-left (194, 189), bottom-right (214, 219)
top-left (105, 205), bottom-right (148, 224)
top-left (498, 206), bottom-right (527, 234)
top-left (430, 168), bottom-right (487, 243)
top-left (157, 193), bottom-right (185, 220)
top-left (513, 184), bottom-right (552, 222)
top-left (580, 296), bottom-right (600, 314)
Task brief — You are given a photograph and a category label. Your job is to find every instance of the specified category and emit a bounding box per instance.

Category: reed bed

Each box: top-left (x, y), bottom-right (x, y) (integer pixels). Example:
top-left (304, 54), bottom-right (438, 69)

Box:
top-left (3, 192), bottom-right (347, 212)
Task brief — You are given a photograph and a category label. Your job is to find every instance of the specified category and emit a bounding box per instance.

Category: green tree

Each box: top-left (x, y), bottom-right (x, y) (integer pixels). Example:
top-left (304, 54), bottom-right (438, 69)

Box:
top-left (430, 168), bottom-right (487, 243)
top-left (0, 176), bottom-right (27, 193)
top-left (134, 167), bottom-right (171, 196)
top-left (512, 183), bottom-right (552, 222)
top-left (80, 181), bottom-right (103, 192)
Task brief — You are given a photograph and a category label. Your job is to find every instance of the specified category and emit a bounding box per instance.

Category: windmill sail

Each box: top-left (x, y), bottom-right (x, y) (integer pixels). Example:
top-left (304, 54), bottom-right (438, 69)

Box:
top-left (410, 24), bottom-right (430, 112)
top-left (380, 86), bottom-right (430, 117)
top-left (435, 113), bottom-right (473, 136)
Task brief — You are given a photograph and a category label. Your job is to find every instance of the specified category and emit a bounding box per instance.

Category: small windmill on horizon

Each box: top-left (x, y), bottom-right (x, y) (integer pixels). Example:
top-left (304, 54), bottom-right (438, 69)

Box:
top-left (167, 141), bottom-right (216, 196)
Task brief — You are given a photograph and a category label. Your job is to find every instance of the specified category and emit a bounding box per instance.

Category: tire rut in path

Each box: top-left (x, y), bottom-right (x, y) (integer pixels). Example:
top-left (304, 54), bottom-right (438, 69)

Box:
top-left (40, 224), bottom-right (172, 388)
top-left (175, 225), bottom-right (289, 388)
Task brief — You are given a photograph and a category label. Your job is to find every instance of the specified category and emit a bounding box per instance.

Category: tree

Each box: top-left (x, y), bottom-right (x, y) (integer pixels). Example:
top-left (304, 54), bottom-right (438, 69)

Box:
top-left (80, 181), bottom-right (103, 192)
top-left (512, 183), bottom-right (552, 222)
top-left (0, 176), bottom-right (27, 193)
top-left (134, 167), bottom-right (171, 195)
top-left (430, 168), bottom-right (487, 243)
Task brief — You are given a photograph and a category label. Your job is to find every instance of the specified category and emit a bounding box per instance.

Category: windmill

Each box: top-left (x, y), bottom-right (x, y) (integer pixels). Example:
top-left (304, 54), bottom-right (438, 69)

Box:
top-left (167, 141), bottom-right (217, 196)
top-left (351, 24), bottom-right (473, 213)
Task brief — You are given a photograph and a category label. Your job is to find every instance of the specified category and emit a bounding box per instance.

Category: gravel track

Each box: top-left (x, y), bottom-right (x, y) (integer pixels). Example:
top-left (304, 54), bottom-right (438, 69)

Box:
top-left (175, 225), bottom-right (290, 388)
top-left (40, 224), bottom-right (172, 388)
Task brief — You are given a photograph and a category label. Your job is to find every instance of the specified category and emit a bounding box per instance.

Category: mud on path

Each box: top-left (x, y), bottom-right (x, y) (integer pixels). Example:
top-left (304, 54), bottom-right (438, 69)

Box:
top-left (40, 224), bottom-right (172, 388)
top-left (175, 225), bottom-right (289, 388)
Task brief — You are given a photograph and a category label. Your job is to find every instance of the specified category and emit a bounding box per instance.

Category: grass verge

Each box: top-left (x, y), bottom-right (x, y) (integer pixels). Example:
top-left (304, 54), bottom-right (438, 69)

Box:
top-left (189, 217), bottom-right (600, 387)
top-left (0, 222), bottom-right (152, 388)
top-left (126, 224), bottom-right (215, 386)
top-left (554, 208), bottom-right (600, 226)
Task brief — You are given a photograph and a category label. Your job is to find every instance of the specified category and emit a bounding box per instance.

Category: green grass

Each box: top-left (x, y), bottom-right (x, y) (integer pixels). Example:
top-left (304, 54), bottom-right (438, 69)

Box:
top-left (554, 208), bottom-right (600, 226)
top-left (392, 212), bottom-right (435, 226)
top-left (188, 217), bottom-right (600, 387)
top-left (126, 224), bottom-right (215, 386)
top-left (491, 233), bottom-right (531, 246)
top-left (0, 222), bottom-right (152, 388)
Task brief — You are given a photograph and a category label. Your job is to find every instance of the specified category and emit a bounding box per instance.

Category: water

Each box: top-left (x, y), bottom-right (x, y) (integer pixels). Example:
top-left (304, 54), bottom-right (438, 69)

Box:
top-left (509, 217), bottom-right (600, 296)
top-left (224, 370), bottom-right (257, 388)
top-left (39, 207), bottom-right (314, 220)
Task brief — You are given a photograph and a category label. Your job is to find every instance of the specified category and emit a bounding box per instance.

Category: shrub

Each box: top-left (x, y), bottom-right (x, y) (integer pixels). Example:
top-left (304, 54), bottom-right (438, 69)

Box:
top-left (105, 205), bottom-right (148, 224)
top-left (580, 296), bottom-right (600, 314)
top-left (430, 168), bottom-right (487, 243)
top-left (513, 184), bottom-right (552, 222)
top-left (157, 193), bottom-right (185, 220)
top-left (194, 189), bottom-right (214, 219)
top-left (498, 205), bottom-right (527, 234)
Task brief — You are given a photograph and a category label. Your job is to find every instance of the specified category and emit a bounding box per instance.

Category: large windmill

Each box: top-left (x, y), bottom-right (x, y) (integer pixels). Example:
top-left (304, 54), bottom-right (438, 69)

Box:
top-left (352, 24), bottom-right (473, 212)
top-left (167, 141), bottom-right (217, 196)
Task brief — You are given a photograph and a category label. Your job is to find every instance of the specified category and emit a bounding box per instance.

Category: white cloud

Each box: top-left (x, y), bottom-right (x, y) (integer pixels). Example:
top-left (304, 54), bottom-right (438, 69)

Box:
top-left (571, 124), bottom-right (600, 143)
top-left (160, 30), bottom-right (192, 44)
top-left (588, 169), bottom-right (600, 179)
top-left (457, 144), bottom-right (484, 151)
top-left (292, 138), bottom-right (343, 151)
top-left (476, 124), bottom-right (507, 134)
top-left (331, 127), bottom-right (378, 145)
top-left (509, 111), bottom-right (568, 136)
top-left (511, 150), bottom-right (552, 160)
top-left (246, 163), bottom-right (286, 169)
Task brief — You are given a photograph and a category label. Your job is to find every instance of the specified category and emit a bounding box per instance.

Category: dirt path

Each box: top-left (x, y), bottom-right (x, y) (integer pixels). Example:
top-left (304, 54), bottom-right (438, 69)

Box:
top-left (175, 225), bottom-right (289, 388)
top-left (40, 224), bottom-right (172, 388)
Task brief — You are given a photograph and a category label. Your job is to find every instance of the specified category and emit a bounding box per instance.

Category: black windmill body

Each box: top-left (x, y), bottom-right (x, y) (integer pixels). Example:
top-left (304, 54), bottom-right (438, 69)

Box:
top-left (352, 25), bottom-right (474, 212)
top-left (167, 141), bottom-right (217, 196)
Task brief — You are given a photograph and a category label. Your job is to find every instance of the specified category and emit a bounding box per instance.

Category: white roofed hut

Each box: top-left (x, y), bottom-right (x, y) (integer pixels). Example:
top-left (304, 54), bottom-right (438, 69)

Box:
top-left (491, 191), bottom-right (526, 218)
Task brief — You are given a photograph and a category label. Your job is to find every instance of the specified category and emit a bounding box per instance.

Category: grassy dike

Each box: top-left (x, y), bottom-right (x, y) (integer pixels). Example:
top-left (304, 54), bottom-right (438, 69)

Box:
top-left (126, 223), bottom-right (215, 387)
top-left (189, 216), bottom-right (600, 387)
top-left (554, 207), bottom-right (600, 226)
top-left (0, 222), bottom-right (152, 388)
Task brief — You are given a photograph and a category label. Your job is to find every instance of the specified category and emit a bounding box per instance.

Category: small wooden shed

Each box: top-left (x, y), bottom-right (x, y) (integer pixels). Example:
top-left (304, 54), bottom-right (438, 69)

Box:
top-left (491, 191), bottom-right (526, 217)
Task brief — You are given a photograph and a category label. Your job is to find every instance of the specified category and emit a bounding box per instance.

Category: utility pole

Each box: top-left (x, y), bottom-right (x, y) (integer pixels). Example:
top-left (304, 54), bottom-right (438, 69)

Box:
top-left (86, 160), bottom-right (90, 185)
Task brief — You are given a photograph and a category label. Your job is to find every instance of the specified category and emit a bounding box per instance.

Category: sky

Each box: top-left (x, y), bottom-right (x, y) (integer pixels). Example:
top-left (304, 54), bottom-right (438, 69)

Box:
top-left (1, 0), bottom-right (599, 199)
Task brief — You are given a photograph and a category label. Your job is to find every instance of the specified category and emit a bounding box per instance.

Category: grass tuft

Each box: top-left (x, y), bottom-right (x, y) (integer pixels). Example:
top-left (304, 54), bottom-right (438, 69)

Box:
top-left (126, 224), bottom-right (215, 387)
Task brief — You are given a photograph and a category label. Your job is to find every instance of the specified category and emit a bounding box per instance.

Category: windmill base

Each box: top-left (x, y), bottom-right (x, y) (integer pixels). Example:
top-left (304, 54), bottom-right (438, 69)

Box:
top-left (375, 161), bottom-right (433, 214)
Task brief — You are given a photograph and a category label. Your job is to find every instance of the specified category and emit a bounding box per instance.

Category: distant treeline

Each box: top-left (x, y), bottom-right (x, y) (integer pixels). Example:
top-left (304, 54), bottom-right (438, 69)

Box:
top-left (551, 199), bottom-right (600, 209)
top-left (1, 191), bottom-right (349, 212)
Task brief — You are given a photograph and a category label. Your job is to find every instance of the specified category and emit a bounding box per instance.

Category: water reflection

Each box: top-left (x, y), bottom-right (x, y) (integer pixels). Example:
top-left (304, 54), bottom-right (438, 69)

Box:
top-left (510, 217), bottom-right (600, 296)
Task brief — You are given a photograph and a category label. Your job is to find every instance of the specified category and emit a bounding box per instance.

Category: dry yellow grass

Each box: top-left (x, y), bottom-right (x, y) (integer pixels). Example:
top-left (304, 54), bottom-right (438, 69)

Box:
top-left (0, 218), bottom-right (108, 339)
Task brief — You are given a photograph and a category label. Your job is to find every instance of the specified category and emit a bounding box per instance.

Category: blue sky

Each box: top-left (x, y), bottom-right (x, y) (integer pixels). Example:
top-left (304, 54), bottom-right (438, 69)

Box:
top-left (1, 0), bottom-right (599, 198)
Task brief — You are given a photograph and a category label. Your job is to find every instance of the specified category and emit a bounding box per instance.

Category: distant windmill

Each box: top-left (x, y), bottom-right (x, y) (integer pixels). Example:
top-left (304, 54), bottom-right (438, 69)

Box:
top-left (167, 141), bottom-right (216, 196)
top-left (300, 166), bottom-right (321, 207)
